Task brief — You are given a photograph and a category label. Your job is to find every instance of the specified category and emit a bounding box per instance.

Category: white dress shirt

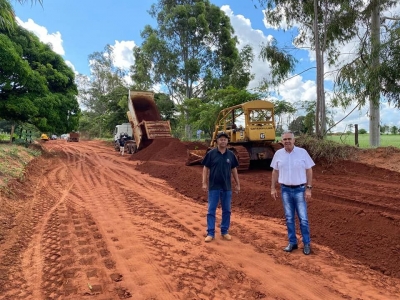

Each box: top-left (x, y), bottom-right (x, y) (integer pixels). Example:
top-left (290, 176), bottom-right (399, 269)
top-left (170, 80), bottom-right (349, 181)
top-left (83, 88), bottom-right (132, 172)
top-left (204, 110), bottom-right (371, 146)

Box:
top-left (270, 146), bottom-right (315, 185)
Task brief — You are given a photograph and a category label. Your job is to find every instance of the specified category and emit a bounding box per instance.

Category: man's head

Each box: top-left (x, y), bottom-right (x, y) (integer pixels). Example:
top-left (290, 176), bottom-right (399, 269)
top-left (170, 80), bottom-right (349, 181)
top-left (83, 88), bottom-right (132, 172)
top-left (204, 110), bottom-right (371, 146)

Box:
top-left (281, 131), bottom-right (295, 151)
top-left (216, 132), bottom-right (229, 148)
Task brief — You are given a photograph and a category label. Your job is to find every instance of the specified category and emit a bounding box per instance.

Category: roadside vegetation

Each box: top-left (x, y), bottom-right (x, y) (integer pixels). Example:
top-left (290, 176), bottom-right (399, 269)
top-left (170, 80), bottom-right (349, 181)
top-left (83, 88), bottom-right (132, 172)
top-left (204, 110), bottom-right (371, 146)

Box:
top-left (295, 135), bottom-right (357, 165)
top-left (0, 143), bottom-right (41, 190)
top-left (326, 134), bottom-right (400, 148)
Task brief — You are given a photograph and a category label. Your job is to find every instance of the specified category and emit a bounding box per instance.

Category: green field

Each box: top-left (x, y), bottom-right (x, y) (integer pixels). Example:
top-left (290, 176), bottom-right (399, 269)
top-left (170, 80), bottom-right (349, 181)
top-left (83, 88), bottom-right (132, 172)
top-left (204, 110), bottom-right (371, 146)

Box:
top-left (326, 134), bottom-right (400, 148)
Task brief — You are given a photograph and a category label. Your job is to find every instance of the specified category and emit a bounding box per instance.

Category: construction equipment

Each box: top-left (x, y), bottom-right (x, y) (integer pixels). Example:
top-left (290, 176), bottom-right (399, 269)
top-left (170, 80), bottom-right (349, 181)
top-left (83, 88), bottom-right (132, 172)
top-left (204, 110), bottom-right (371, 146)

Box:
top-left (67, 132), bottom-right (80, 142)
top-left (113, 123), bottom-right (133, 152)
top-left (187, 100), bottom-right (283, 171)
top-left (40, 133), bottom-right (49, 141)
top-left (125, 90), bottom-right (172, 153)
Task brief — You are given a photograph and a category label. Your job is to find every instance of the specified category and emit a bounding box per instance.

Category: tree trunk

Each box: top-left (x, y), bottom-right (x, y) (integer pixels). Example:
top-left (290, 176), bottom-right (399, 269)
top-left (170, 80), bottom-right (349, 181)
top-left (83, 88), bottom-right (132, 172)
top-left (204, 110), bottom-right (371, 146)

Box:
top-left (369, 1), bottom-right (380, 147)
top-left (314, 0), bottom-right (325, 138)
top-left (10, 124), bottom-right (15, 143)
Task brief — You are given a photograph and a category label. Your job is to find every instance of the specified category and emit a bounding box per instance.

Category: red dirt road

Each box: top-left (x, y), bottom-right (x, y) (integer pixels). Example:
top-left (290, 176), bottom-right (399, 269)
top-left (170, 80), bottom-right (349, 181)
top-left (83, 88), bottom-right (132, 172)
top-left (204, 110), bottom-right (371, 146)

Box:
top-left (0, 139), bottom-right (399, 300)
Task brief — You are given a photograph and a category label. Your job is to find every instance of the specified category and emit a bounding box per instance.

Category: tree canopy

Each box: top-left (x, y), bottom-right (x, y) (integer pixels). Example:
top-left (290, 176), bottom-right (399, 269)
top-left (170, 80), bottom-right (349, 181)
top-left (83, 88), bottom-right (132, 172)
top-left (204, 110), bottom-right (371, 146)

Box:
top-left (0, 25), bottom-right (79, 133)
top-left (0, 0), bottom-right (43, 32)
top-left (131, 0), bottom-right (254, 103)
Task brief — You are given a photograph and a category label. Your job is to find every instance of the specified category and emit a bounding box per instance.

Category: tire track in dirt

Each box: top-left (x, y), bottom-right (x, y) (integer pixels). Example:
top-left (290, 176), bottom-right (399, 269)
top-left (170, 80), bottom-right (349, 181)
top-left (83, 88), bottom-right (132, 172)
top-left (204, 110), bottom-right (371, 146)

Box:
top-left (55, 145), bottom-right (132, 299)
top-left (59, 145), bottom-right (272, 299)
top-left (21, 176), bottom-right (74, 299)
top-left (0, 158), bottom-right (53, 299)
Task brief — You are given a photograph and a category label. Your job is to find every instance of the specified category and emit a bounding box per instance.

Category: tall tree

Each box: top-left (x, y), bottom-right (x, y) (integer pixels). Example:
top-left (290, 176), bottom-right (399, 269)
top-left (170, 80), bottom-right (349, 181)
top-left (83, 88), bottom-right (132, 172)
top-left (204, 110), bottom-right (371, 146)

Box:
top-left (131, 0), bottom-right (253, 103)
top-left (0, 26), bottom-right (79, 133)
top-left (334, 1), bottom-right (399, 146)
top-left (77, 45), bottom-right (130, 137)
top-left (257, 0), bottom-right (363, 138)
top-left (273, 100), bottom-right (296, 133)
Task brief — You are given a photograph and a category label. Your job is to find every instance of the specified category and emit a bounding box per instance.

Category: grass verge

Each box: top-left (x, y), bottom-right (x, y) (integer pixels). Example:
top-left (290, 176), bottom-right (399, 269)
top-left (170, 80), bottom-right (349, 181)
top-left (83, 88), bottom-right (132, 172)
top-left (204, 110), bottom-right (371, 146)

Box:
top-left (0, 143), bottom-right (42, 189)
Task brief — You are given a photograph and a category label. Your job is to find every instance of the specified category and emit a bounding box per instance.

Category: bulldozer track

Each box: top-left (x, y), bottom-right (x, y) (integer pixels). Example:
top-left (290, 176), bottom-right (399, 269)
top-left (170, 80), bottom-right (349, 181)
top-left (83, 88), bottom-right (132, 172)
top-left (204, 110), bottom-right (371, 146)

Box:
top-left (231, 145), bottom-right (250, 171)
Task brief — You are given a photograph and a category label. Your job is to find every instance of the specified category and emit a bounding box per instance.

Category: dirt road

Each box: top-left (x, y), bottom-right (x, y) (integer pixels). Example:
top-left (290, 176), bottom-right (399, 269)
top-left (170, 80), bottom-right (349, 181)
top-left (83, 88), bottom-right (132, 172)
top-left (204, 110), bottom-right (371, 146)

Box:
top-left (0, 139), bottom-right (399, 299)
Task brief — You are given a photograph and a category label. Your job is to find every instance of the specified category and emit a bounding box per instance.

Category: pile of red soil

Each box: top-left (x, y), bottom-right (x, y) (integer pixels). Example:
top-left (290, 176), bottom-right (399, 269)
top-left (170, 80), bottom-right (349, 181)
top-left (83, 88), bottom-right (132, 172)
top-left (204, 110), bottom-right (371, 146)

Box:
top-left (131, 138), bottom-right (400, 279)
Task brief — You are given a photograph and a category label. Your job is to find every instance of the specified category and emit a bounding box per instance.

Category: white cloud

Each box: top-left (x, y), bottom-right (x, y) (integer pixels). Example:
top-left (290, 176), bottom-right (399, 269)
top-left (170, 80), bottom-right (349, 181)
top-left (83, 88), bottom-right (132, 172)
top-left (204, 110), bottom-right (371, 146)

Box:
top-left (65, 60), bottom-right (77, 73)
top-left (110, 40), bottom-right (136, 70)
top-left (276, 76), bottom-right (316, 103)
top-left (220, 5), bottom-right (273, 90)
top-left (16, 17), bottom-right (65, 55)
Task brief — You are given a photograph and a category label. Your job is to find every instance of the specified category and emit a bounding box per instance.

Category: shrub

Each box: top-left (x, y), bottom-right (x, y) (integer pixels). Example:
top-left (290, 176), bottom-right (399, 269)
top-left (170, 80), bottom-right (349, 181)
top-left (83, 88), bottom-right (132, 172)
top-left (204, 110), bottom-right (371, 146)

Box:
top-left (295, 134), bottom-right (357, 165)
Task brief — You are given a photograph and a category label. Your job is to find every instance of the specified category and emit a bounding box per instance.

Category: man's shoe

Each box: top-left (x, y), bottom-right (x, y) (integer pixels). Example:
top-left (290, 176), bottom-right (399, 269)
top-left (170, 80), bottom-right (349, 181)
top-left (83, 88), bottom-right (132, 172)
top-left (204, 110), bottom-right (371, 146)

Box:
top-left (221, 234), bottom-right (232, 241)
top-left (204, 236), bottom-right (214, 242)
top-left (303, 244), bottom-right (311, 255)
top-left (283, 243), bottom-right (298, 252)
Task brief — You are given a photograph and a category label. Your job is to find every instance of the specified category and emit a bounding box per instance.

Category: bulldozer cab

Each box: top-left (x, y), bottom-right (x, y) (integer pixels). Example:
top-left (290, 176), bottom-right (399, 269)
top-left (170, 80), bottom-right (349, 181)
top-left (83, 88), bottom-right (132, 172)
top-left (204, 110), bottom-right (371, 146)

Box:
top-left (210, 100), bottom-right (276, 147)
top-left (187, 99), bottom-right (282, 170)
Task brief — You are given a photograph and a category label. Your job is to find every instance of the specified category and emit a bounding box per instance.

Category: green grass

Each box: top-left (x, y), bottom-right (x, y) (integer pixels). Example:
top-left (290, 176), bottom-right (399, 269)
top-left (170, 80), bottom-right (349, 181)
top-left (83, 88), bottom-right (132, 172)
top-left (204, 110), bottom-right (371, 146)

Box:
top-left (0, 133), bottom-right (11, 141)
top-left (326, 134), bottom-right (400, 148)
top-left (0, 144), bottom-right (41, 189)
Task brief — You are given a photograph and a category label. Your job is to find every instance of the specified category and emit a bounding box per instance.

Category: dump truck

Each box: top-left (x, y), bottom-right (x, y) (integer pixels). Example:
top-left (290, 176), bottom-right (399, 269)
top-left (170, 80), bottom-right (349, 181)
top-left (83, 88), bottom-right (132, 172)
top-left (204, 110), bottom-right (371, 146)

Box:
top-left (187, 100), bottom-right (283, 171)
top-left (67, 132), bottom-right (80, 142)
top-left (113, 123), bottom-right (134, 152)
top-left (124, 90), bottom-right (172, 153)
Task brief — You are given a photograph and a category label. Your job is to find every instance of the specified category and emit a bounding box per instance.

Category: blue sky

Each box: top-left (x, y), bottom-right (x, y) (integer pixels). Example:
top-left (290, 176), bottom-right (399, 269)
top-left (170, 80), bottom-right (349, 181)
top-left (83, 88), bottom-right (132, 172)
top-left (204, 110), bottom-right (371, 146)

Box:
top-left (13, 0), bottom-right (400, 134)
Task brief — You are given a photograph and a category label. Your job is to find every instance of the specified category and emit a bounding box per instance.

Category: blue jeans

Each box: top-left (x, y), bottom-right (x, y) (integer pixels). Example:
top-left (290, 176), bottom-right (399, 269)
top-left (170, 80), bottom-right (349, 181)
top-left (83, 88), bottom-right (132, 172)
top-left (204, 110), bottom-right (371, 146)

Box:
top-left (281, 185), bottom-right (310, 245)
top-left (207, 190), bottom-right (232, 237)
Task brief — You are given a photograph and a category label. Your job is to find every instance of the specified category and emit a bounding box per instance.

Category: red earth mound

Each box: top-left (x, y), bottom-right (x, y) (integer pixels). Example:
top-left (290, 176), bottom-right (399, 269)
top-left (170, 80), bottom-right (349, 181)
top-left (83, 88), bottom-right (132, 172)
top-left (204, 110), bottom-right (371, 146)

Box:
top-left (131, 138), bottom-right (400, 279)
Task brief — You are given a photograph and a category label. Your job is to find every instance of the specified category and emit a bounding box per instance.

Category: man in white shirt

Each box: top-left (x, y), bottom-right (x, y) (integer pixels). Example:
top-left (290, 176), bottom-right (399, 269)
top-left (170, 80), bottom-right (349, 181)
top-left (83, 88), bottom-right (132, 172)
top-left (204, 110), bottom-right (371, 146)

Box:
top-left (270, 131), bottom-right (315, 255)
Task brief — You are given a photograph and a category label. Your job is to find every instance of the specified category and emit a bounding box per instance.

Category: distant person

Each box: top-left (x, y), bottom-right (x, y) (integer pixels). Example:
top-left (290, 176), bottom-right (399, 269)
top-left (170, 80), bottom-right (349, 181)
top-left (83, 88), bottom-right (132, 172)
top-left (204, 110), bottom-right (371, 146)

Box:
top-left (270, 130), bottom-right (315, 255)
top-left (202, 132), bottom-right (240, 242)
top-left (196, 129), bottom-right (203, 140)
top-left (119, 135), bottom-right (126, 156)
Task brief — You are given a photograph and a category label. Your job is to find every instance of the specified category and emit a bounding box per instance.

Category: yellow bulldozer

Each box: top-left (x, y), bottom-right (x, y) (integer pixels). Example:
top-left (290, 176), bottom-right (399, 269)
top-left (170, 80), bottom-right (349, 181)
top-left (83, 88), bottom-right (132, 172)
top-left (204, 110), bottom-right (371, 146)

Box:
top-left (187, 100), bottom-right (283, 171)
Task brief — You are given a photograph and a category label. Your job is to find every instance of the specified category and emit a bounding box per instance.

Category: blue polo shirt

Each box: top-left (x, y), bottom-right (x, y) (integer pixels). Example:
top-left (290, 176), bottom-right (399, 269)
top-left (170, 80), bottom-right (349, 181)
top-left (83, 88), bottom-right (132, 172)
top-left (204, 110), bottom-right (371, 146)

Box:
top-left (202, 148), bottom-right (239, 191)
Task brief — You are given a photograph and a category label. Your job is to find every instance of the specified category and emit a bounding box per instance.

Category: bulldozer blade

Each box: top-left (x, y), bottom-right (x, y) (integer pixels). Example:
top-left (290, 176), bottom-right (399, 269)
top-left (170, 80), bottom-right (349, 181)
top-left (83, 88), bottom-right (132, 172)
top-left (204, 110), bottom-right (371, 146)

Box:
top-left (186, 149), bottom-right (207, 166)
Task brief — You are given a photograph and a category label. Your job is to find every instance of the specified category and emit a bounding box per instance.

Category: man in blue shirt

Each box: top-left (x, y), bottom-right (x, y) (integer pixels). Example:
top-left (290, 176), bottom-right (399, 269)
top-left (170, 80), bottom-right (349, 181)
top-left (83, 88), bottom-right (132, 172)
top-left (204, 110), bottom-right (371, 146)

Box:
top-left (202, 132), bottom-right (240, 242)
top-left (270, 131), bottom-right (315, 255)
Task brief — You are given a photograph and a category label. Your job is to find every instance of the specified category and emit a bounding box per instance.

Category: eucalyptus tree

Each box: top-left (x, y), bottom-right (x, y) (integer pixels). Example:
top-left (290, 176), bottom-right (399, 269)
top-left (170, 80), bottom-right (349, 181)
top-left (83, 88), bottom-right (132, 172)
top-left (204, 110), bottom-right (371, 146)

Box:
top-left (255, 0), bottom-right (400, 146)
top-left (131, 0), bottom-right (254, 104)
top-left (334, 2), bottom-right (400, 146)
top-left (0, 0), bottom-right (43, 31)
top-left (256, 0), bottom-right (363, 139)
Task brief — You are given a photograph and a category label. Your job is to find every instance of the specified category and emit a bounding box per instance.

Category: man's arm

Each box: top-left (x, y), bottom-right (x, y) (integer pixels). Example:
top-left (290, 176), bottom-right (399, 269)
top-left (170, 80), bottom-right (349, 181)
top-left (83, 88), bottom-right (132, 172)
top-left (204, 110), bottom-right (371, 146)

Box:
top-left (202, 166), bottom-right (209, 191)
top-left (306, 168), bottom-right (313, 186)
top-left (232, 167), bottom-right (240, 193)
top-left (271, 169), bottom-right (279, 200)
top-left (305, 168), bottom-right (313, 200)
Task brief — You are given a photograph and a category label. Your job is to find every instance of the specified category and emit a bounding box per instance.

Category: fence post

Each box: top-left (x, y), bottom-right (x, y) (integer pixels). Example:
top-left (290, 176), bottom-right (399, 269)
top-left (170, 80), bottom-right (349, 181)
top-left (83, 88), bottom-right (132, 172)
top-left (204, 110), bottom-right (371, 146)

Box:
top-left (354, 124), bottom-right (359, 147)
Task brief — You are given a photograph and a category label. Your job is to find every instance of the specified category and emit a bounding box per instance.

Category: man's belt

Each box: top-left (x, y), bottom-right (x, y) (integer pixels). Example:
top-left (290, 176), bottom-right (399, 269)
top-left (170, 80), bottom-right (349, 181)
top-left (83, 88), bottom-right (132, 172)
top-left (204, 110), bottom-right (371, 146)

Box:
top-left (281, 184), bottom-right (306, 188)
